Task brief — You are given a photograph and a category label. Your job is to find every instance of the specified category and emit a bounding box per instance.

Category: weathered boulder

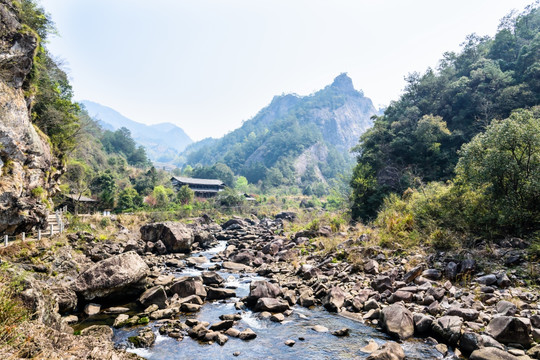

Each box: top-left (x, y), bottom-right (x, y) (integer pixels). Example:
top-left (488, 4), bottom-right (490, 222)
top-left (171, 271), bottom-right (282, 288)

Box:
top-left (470, 348), bottom-right (519, 360)
top-left (380, 304), bottom-right (414, 340)
top-left (254, 298), bottom-right (289, 313)
top-left (247, 280), bottom-right (282, 305)
top-left (487, 316), bottom-right (531, 345)
top-left (446, 306), bottom-right (479, 321)
top-left (80, 325), bottom-right (114, 341)
top-left (51, 286), bottom-right (78, 314)
top-left (495, 300), bottom-right (517, 316)
top-left (431, 316), bottom-right (462, 345)
top-left (138, 285), bottom-right (167, 309)
top-left (372, 276), bottom-right (393, 292)
top-left (74, 251), bottom-right (149, 301)
top-left (169, 277), bottom-right (207, 299)
top-left (140, 222), bottom-right (193, 253)
top-left (128, 327), bottom-right (156, 348)
top-left (201, 271), bottom-right (225, 286)
top-left (323, 286), bottom-right (346, 312)
top-left (366, 341), bottom-right (405, 360)
top-left (206, 287), bottom-right (236, 300)
top-left (403, 265), bottom-right (424, 283)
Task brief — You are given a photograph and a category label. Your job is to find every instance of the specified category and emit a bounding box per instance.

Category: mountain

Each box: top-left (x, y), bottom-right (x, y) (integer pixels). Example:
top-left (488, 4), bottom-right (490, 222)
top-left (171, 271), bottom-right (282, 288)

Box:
top-left (81, 100), bottom-right (193, 163)
top-left (181, 74), bottom-right (377, 190)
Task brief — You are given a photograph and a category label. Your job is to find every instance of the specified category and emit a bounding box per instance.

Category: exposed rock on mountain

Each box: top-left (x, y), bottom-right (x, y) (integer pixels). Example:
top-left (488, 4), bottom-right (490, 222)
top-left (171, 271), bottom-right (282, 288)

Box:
top-left (182, 73), bottom-right (377, 187)
top-left (0, 1), bottom-right (60, 234)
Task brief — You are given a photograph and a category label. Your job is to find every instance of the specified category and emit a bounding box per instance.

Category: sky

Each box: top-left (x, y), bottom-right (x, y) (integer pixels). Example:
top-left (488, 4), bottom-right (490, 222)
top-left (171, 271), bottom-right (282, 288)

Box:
top-left (40, 0), bottom-right (533, 141)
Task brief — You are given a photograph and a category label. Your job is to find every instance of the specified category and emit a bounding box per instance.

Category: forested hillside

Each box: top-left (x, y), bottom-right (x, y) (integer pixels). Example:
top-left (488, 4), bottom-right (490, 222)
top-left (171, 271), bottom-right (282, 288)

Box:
top-left (351, 5), bottom-right (540, 220)
top-left (181, 74), bottom-right (377, 194)
top-left (351, 5), bottom-right (540, 246)
top-left (82, 100), bottom-right (193, 163)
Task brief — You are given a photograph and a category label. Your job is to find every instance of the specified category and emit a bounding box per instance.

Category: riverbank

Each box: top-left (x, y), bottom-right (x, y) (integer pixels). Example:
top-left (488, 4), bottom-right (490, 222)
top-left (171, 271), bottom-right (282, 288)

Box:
top-left (0, 213), bottom-right (538, 359)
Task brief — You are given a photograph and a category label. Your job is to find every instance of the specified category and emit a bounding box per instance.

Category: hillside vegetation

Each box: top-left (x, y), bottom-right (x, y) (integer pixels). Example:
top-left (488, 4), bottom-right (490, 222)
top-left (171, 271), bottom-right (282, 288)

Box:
top-left (351, 5), bottom-right (540, 247)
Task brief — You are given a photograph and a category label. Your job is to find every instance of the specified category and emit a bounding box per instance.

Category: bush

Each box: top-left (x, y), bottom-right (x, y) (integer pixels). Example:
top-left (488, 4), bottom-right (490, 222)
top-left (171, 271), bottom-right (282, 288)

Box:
top-left (0, 264), bottom-right (30, 347)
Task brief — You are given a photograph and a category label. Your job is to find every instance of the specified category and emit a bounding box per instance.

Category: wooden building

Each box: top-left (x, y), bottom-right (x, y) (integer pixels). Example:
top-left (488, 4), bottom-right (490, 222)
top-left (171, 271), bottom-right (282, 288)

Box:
top-left (59, 194), bottom-right (98, 214)
top-left (171, 176), bottom-right (225, 198)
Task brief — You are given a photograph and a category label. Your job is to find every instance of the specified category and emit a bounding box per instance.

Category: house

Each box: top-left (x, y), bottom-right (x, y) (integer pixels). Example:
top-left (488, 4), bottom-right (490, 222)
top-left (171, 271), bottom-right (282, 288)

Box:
top-left (59, 194), bottom-right (98, 214)
top-left (171, 176), bottom-right (225, 198)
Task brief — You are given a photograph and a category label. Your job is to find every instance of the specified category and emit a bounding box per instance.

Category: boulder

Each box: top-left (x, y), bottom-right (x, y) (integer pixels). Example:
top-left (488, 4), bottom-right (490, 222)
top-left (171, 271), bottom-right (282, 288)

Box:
top-left (372, 276), bottom-right (393, 292)
top-left (254, 298), bottom-right (290, 313)
top-left (139, 285), bottom-right (167, 309)
top-left (51, 286), bottom-right (78, 314)
top-left (366, 342), bottom-right (405, 360)
top-left (201, 271), bottom-right (225, 286)
top-left (403, 265), bottom-right (424, 283)
top-left (323, 286), bottom-right (346, 312)
top-left (74, 251), bottom-right (149, 301)
top-left (470, 348), bottom-right (519, 360)
top-left (380, 304), bottom-right (414, 340)
top-left (446, 306), bottom-right (479, 321)
top-left (128, 328), bottom-right (156, 348)
top-left (413, 313), bottom-right (434, 334)
top-left (431, 316), bottom-right (462, 345)
top-left (487, 316), bottom-right (531, 345)
top-left (247, 280), bottom-right (282, 305)
top-left (80, 325), bottom-right (114, 341)
top-left (495, 300), bottom-right (517, 316)
top-left (364, 260), bottom-right (379, 275)
top-left (170, 277), bottom-right (207, 298)
top-left (140, 222), bottom-right (193, 253)
top-left (206, 287), bottom-right (236, 300)
top-left (238, 328), bottom-right (257, 340)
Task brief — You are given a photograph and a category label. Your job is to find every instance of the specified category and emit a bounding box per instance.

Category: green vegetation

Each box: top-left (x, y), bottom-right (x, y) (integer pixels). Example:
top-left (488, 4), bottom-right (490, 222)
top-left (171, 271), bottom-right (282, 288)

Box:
top-left (351, 5), bottom-right (540, 221)
top-left (0, 263), bottom-right (30, 348)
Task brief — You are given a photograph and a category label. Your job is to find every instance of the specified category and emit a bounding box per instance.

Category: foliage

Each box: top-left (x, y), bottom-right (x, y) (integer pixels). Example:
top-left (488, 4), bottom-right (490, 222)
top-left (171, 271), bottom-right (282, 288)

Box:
top-left (101, 127), bottom-right (151, 167)
top-left (456, 107), bottom-right (540, 234)
top-left (117, 187), bottom-right (142, 211)
top-left (216, 187), bottom-right (245, 207)
top-left (0, 263), bottom-right (30, 348)
top-left (192, 163), bottom-right (235, 187)
top-left (176, 185), bottom-right (194, 205)
top-left (351, 6), bottom-right (540, 220)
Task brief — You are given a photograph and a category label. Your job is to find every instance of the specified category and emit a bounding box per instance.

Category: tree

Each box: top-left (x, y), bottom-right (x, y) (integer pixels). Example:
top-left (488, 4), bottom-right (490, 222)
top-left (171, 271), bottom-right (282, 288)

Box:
top-left (90, 172), bottom-right (117, 209)
top-left (117, 187), bottom-right (141, 211)
top-left (63, 159), bottom-right (93, 214)
top-left (235, 176), bottom-right (249, 193)
top-left (176, 185), bottom-right (194, 205)
top-left (456, 107), bottom-right (540, 232)
top-left (152, 186), bottom-right (173, 208)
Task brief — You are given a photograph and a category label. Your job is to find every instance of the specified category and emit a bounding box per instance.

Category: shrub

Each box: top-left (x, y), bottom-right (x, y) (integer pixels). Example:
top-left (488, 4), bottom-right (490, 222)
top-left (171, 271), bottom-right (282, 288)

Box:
top-left (0, 264), bottom-right (30, 348)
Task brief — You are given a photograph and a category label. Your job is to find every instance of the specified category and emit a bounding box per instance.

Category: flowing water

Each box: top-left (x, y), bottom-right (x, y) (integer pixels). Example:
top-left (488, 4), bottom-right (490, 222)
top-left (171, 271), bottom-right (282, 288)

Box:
top-left (110, 241), bottom-right (446, 359)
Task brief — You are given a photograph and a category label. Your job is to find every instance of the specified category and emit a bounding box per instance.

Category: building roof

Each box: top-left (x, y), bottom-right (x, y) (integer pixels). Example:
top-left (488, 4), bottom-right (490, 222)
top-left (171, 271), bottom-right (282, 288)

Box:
top-left (64, 194), bottom-right (97, 202)
top-left (171, 176), bottom-right (224, 186)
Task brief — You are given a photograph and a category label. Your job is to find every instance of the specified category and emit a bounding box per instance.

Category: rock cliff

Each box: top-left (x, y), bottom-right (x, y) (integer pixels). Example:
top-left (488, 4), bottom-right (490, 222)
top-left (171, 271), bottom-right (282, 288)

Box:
top-left (0, 1), bottom-right (60, 234)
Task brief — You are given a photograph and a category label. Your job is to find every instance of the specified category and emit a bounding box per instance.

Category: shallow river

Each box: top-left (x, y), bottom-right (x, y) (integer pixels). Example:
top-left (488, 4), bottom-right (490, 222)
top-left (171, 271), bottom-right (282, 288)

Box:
top-left (109, 241), bottom-right (446, 359)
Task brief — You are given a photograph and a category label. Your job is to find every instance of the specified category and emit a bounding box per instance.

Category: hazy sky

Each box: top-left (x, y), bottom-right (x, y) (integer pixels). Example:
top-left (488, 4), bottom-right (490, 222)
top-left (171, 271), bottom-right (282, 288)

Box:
top-left (40, 0), bottom-right (532, 141)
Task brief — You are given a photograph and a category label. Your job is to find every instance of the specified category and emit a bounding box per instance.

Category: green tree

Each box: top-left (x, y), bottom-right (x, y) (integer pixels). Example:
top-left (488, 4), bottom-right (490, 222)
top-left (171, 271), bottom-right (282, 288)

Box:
top-left (176, 185), bottom-right (194, 205)
top-left (456, 107), bottom-right (540, 232)
top-left (117, 187), bottom-right (141, 211)
top-left (235, 176), bottom-right (249, 193)
top-left (90, 172), bottom-right (117, 208)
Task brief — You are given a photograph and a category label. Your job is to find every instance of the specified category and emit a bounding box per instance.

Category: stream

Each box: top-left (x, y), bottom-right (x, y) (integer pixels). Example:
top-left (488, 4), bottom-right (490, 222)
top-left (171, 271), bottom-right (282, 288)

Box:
top-left (107, 241), bottom-right (445, 359)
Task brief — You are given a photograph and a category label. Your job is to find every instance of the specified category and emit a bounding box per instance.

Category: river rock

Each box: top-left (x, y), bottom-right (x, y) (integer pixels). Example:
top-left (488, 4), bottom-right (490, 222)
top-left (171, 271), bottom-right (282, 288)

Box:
top-left (113, 314), bottom-right (130, 328)
top-left (413, 313), bottom-right (434, 333)
top-left (487, 316), bottom-right (531, 345)
top-left (366, 342), bottom-right (405, 360)
top-left (139, 285), bottom-right (167, 309)
top-left (238, 328), bottom-right (257, 340)
top-left (247, 280), bottom-right (282, 304)
top-left (140, 222), bottom-right (194, 253)
top-left (84, 303), bottom-right (101, 316)
top-left (495, 300), bottom-right (517, 316)
top-left (470, 348), bottom-right (519, 360)
top-left (74, 251), bottom-right (149, 301)
top-left (51, 286), bottom-right (78, 314)
top-left (403, 265), bottom-right (424, 283)
top-left (80, 325), bottom-right (114, 341)
top-left (446, 306), bottom-right (479, 321)
top-left (332, 328), bottom-right (350, 337)
top-left (254, 298), bottom-right (289, 313)
top-left (222, 261), bottom-right (251, 272)
top-left (129, 327), bottom-right (156, 348)
top-left (323, 286), bottom-right (346, 312)
top-left (380, 304), bottom-right (414, 340)
top-left (432, 316), bottom-right (462, 345)
top-left (312, 325), bottom-right (329, 332)
top-left (170, 277), bottom-right (207, 299)
top-left (210, 320), bottom-right (234, 331)
top-left (206, 287), bottom-right (236, 300)
top-left (201, 271), bottom-right (225, 286)
top-left (285, 339), bottom-right (295, 346)
top-left (372, 275), bottom-right (393, 292)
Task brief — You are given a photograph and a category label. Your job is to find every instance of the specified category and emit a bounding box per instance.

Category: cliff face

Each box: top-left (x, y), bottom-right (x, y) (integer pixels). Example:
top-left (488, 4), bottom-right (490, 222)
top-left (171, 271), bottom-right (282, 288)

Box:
top-left (0, 1), bottom-right (59, 234)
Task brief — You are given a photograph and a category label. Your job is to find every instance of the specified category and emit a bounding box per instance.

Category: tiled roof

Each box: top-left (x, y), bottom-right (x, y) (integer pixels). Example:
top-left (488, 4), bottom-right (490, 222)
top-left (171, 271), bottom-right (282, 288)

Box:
top-left (171, 176), bottom-right (224, 186)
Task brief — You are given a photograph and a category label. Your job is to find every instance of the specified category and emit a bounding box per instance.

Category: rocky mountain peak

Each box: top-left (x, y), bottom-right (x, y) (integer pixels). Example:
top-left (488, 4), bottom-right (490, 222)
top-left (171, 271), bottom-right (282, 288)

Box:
top-left (329, 73), bottom-right (356, 94)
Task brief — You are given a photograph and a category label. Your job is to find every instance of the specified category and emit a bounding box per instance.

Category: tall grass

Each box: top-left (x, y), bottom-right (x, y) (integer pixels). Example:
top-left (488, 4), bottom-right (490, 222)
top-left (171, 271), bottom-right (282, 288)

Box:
top-left (0, 263), bottom-right (30, 348)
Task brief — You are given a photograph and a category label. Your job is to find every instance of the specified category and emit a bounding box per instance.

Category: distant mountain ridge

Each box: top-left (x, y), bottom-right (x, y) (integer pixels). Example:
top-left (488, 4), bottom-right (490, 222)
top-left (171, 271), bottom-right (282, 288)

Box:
top-left (81, 100), bottom-right (193, 163)
top-left (181, 74), bottom-right (377, 189)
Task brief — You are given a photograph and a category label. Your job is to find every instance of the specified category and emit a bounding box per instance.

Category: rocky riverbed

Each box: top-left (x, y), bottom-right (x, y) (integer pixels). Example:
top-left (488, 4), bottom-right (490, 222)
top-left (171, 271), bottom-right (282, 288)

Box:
top-left (2, 213), bottom-right (539, 359)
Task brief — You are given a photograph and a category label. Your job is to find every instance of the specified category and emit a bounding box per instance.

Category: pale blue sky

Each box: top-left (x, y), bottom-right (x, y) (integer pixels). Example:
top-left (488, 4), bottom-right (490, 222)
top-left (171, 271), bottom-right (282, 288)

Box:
top-left (40, 0), bottom-right (532, 141)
